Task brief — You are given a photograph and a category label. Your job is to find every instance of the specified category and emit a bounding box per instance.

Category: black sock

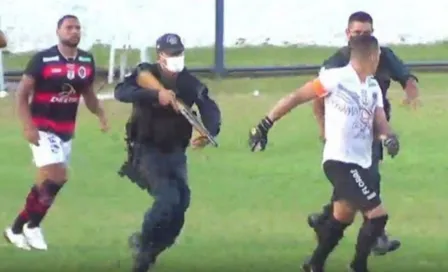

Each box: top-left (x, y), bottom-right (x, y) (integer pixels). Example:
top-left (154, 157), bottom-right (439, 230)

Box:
top-left (309, 216), bottom-right (350, 268)
top-left (352, 215), bottom-right (388, 270)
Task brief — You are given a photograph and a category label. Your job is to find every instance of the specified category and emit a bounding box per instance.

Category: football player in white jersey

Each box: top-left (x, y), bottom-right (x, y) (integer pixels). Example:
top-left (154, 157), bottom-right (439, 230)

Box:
top-left (248, 35), bottom-right (400, 272)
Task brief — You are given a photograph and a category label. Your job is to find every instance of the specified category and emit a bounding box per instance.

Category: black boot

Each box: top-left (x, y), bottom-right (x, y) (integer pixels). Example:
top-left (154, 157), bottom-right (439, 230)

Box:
top-left (371, 232), bottom-right (401, 256)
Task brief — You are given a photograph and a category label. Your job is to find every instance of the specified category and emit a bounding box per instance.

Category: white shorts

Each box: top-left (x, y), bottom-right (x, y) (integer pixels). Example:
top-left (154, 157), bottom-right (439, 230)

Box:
top-left (30, 131), bottom-right (72, 168)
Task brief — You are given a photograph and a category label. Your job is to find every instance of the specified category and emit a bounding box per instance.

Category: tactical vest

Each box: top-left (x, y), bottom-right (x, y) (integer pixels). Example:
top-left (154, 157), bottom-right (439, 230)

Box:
top-left (128, 67), bottom-right (198, 152)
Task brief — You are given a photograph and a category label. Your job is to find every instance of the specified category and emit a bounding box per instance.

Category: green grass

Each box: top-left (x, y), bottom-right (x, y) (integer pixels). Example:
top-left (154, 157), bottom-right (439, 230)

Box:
top-left (0, 46), bottom-right (447, 271)
top-left (3, 43), bottom-right (448, 70)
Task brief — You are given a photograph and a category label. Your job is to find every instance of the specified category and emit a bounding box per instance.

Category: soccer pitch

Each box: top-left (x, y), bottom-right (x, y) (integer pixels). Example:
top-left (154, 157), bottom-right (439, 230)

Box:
top-left (0, 45), bottom-right (447, 271)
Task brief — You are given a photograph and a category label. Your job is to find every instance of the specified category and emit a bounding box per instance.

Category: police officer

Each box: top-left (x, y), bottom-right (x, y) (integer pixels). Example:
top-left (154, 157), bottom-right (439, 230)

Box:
top-left (308, 11), bottom-right (420, 256)
top-left (114, 33), bottom-right (221, 272)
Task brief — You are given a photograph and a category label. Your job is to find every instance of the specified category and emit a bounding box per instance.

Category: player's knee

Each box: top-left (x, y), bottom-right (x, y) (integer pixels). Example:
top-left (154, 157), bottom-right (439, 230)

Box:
top-left (333, 200), bottom-right (356, 224)
top-left (38, 163), bottom-right (68, 183)
top-left (364, 204), bottom-right (387, 219)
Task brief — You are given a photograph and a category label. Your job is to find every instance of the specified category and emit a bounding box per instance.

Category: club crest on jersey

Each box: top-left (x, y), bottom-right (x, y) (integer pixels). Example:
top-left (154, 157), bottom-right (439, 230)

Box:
top-left (78, 66), bottom-right (87, 79)
top-left (66, 64), bottom-right (75, 80)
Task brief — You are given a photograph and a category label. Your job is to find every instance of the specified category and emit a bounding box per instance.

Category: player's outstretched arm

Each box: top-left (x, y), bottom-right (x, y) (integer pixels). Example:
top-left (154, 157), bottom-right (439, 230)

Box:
top-left (248, 78), bottom-right (327, 151)
top-left (266, 79), bottom-right (323, 122)
top-left (0, 30), bottom-right (7, 48)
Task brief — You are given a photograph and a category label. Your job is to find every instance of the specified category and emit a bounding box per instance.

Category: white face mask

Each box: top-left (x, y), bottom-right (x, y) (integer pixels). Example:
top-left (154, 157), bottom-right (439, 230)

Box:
top-left (164, 55), bottom-right (185, 73)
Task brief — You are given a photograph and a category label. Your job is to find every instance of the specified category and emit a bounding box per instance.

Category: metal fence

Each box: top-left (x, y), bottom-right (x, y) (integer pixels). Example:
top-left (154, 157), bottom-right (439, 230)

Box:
top-left (3, 0), bottom-right (448, 81)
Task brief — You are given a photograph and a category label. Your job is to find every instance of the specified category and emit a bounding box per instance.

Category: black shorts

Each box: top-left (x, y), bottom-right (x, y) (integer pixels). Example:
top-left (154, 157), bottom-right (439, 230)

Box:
top-left (323, 160), bottom-right (382, 212)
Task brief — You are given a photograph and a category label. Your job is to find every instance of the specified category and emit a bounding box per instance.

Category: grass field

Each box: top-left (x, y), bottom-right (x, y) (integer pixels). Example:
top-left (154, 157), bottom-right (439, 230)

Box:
top-left (0, 45), bottom-right (447, 272)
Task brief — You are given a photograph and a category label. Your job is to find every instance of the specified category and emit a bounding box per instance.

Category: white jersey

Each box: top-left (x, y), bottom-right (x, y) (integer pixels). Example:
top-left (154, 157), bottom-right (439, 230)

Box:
top-left (314, 64), bottom-right (383, 168)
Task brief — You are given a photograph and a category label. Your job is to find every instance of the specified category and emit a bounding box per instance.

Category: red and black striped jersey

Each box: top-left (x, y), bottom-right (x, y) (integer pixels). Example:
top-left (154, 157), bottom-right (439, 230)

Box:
top-left (25, 45), bottom-right (95, 141)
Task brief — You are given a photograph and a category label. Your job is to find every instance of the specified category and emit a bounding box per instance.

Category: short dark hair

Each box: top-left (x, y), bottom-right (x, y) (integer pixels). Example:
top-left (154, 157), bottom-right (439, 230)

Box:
top-left (57, 15), bottom-right (78, 28)
top-left (349, 34), bottom-right (379, 58)
top-left (348, 11), bottom-right (373, 25)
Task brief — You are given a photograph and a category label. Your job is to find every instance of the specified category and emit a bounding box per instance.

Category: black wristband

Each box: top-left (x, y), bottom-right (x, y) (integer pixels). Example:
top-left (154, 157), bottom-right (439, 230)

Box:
top-left (258, 116), bottom-right (274, 133)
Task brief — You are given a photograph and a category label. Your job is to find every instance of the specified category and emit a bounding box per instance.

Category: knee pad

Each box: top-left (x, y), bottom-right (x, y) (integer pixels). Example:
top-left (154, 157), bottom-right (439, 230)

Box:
top-left (363, 215), bottom-right (388, 236)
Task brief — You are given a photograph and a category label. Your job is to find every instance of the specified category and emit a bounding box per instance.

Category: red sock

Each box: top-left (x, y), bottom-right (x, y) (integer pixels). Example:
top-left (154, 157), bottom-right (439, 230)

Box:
top-left (11, 187), bottom-right (37, 234)
top-left (11, 180), bottom-right (63, 233)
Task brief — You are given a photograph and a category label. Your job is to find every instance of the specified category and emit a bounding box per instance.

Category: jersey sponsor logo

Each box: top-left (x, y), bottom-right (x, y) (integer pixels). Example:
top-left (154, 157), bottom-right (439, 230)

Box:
top-left (49, 84), bottom-right (80, 104)
top-left (350, 169), bottom-right (377, 200)
top-left (78, 56), bottom-right (92, 63)
top-left (42, 55), bottom-right (60, 63)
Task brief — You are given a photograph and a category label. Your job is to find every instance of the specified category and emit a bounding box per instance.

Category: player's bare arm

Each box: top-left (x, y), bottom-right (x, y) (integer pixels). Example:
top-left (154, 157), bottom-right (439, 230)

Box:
top-left (0, 30), bottom-right (7, 48)
top-left (374, 107), bottom-right (400, 158)
top-left (82, 86), bottom-right (108, 132)
top-left (249, 79), bottom-right (324, 151)
top-left (267, 80), bottom-right (320, 122)
top-left (313, 97), bottom-right (325, 141)
top-left (16, 75), bottom-right (39, 145)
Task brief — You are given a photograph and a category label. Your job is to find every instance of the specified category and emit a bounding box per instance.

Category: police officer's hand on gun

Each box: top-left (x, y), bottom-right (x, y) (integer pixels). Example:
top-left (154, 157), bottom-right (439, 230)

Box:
top-left (248, 116), bottom-right (273, 152)
top-left (158, 89), bottom-right (179, 112)
top-left (190, 135), bottom-right (209, 149)
top-left (23, 123), bottom-right (40, 146)
top-left (382, 134), bottom-right (400, 158)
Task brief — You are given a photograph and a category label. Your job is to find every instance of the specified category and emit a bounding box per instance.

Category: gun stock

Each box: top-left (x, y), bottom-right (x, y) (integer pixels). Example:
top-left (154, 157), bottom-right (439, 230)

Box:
top-left (135, 70), bottom-right (218, 147)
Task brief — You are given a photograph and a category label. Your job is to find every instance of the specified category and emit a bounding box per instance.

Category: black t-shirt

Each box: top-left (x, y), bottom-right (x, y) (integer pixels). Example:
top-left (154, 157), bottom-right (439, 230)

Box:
top-left (26, 45), bottom-right (95, 140)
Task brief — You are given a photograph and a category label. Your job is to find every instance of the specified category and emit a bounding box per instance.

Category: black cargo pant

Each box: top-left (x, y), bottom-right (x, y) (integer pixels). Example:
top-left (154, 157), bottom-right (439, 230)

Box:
top-left (138, 145), bottom-right (191, 253)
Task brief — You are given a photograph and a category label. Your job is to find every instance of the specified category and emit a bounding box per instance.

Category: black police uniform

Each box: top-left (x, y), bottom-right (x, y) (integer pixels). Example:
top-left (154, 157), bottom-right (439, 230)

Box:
top-left (114, 34), bottom-right (221, 271)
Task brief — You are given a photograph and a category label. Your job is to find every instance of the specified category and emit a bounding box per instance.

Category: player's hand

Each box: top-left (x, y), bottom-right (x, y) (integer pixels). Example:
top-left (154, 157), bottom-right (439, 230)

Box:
top-left (382, 134), bottom-right (399, 158)
top-left (158, 89), bottom-right (179, 112)
top-left (98, 115), bottom-right (109, 132)
top-left (248, 116), bottom-right (273, 152)
top-left (23, 124), bottom-right (40, 146)
top-left (190, 135), bottom-right (209, 149)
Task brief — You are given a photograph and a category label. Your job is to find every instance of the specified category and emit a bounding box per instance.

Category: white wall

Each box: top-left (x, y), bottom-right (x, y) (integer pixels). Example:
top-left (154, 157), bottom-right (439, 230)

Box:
top-left (1, 0), bottom-right (447, 53)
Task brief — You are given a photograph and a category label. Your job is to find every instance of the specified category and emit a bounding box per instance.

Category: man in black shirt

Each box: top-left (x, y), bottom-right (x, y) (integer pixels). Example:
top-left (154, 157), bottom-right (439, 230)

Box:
top-left (115, 33), bottom-right (221, 272)
top-left (307, 11), bottom-right (420, 256)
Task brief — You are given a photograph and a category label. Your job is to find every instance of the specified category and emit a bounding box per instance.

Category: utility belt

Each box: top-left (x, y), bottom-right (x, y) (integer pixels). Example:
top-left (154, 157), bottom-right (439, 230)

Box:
top-left (117, 113), bottom-right (191, 188)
